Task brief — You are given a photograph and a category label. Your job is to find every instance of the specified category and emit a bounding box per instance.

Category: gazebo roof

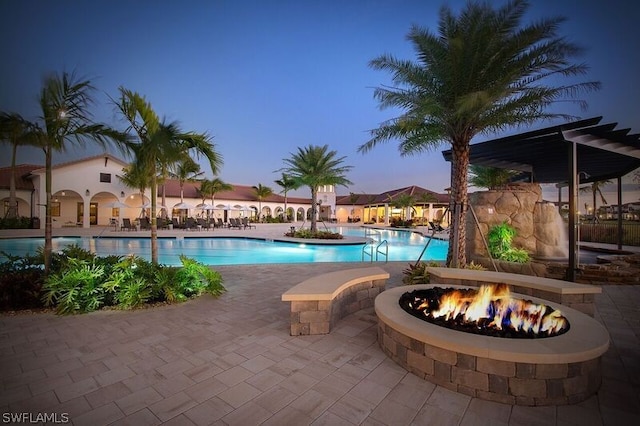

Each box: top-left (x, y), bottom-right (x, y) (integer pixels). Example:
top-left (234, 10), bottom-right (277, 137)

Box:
top-left (442, 117), bottom-right (640, 184)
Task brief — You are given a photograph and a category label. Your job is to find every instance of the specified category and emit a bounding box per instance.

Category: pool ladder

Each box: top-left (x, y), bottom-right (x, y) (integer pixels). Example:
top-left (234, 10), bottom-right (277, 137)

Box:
top-left (362, 229), bottom-right (388, 263)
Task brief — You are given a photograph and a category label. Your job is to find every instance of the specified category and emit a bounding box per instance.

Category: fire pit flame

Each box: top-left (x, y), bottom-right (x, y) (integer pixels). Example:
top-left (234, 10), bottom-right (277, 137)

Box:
top-left (403, 284), bottom-right (569, 338)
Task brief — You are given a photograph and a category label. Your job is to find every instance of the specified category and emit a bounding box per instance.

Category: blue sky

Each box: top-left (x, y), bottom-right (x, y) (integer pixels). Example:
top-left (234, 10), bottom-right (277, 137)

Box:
top-left (1, 0), bottom-right (639, 198)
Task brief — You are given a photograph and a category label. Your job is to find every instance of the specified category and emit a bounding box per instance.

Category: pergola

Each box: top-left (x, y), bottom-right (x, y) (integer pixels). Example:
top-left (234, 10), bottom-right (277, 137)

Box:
top-left (442, 117), bottom-right (640, 281)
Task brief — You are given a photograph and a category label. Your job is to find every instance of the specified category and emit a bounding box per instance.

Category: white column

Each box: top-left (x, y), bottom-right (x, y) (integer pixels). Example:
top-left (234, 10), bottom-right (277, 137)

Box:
top-left (83, 198), bottom-right (91, 228)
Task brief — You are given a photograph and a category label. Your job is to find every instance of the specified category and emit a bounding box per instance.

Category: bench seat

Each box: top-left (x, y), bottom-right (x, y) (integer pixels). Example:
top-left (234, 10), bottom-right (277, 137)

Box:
top-left (282, 267), bottom-right (390, 335)
top-left (426, 267), bottom-right (601, 316)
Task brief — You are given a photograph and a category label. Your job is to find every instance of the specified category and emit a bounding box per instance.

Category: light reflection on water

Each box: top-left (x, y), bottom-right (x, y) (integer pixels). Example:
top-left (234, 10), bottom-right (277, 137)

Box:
top-left (0, 227), bottom-right (447, 266)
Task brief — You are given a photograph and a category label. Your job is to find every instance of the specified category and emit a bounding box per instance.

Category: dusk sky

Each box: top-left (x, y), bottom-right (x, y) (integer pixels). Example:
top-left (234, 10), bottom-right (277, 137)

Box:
top-left (1, 0), bottom-right (639, 199)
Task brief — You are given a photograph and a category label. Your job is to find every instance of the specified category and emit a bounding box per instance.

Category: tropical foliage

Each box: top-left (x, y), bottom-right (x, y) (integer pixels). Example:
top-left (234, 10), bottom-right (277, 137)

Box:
top-left (0, 245), bottom-right (226, 314)
top-left (281, 145), bottom-right (352, 232)
top-left (252, 183), bottom-right (274, 221)
top-left (0, 113), bottom-right (40, 220)
top-left (359, 0), bottom-right (600, 267)
top-left (0, 72), bottom-right (129, 273)
top-left (113, 88), bottom-right (222, 264)
top-left (274, 173), bottom-right (299, 221)
top-left (487, 222), bottom-right (530, 263)
top-left (469, 165), bottom-right (519, 190)
top-left (580, 180), bottom-right (611, 222)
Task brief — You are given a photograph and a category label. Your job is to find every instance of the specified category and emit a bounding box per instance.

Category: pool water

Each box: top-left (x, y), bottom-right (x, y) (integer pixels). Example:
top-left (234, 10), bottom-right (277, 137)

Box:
top-left (0, 227), bottom-right (447, 266)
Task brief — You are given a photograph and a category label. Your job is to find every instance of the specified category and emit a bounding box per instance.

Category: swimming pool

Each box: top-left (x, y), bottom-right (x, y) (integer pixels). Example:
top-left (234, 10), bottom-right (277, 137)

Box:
top-left (0, 227), bottom-right (447, 266)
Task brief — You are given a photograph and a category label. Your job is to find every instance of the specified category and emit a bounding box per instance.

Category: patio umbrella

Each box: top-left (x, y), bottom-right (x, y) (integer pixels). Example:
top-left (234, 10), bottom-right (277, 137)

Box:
top-left (105, 200), bottom-right (129, 228)
top-left (106, 200), bottom-right (129, 209)
top-left (174, 202), bottom-right (194, 210)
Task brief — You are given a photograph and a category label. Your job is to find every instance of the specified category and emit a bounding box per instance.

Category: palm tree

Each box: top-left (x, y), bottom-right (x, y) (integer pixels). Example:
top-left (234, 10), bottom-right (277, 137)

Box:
top-left (118, 161), bottom-right (150, 218)
top-left (281, 145), bottom-right (352, 232)
top-left (170, 156), bottom-right (203, 203)
top-left (358, 0), bottom-right (599, 267)
top-left (113, 88), bottom-right (222, 264)
top-left (252, 183), bottom-right (274, 221)
top-left (391, 194), bottom-right (416, 222)
top-left (0, 113), bottom-right (40, 219)
top-left (37, 71), bottom-right (129, 273)
top-left (469, 165), bottom-right (519, 190)
top-left (274, 173), bottom-right (299, 221)
top-left (200, 177), bottom-right (233, 208)
top-left (580, 180), bottom-right (611, 222)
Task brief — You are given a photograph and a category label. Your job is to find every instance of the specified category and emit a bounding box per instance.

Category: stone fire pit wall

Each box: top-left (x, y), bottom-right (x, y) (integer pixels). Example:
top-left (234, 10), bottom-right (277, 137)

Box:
top-left (376, 286), bottom-right (609, 406)
top-left (467, 183), bottom-right (566, 260)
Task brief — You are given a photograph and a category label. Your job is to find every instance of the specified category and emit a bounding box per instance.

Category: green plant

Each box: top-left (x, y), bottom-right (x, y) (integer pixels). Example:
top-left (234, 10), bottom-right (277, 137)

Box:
top-left (464, 261), bottom-right (487, 271)
top-left (42, 259), bottom-right (106, 314)
top-left (286, 229), bottom-right (344, 239)
top-left (402, 261), bottom-right (442, 285)
top-left (487, 222), bottom-right (530, 263)
top-left (158, 256), bottom-right (225, 303)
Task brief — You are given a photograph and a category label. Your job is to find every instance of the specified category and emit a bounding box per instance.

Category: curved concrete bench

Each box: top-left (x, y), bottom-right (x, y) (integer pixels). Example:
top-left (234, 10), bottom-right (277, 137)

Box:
top-left (426, 267), bottom-right (601, 316)
top-left (282, 266), bottom-right (390, 335)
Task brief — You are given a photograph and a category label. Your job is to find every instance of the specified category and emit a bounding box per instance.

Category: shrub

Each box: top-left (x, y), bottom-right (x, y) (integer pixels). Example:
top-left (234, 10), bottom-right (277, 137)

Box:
top-left (285, 229), bottom-right (344, 239)
top-left (487, 222), bottom-right (530, 263)
top-left (2, 242), bottom-right (226, 314)
top-left (402, 261), bottom-right (442, 285)
top-left (42, 259), bottom-right (106, 315)
top-left (0, 216), bottom-right (32, 229)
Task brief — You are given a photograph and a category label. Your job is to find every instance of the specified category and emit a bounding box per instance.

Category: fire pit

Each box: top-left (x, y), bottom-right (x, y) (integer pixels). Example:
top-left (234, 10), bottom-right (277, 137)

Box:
top-left (376, 285), bottom-right (610, 406)
top-left (399, 284), bottom-right (570, 339)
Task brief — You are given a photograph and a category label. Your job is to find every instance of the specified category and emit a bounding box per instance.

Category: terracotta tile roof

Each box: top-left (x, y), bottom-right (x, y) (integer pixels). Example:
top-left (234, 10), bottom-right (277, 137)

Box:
top-left (0, 164), bottom-right (41, 190)
top-left (160, 180), bottom-right (299, 204)
top-left (337, 185), bottom-right (449, 205)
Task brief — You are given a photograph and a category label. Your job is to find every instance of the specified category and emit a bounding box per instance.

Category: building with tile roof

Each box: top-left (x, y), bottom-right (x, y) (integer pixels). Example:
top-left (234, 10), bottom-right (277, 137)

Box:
top-left (1, 154), bottom-right (450, 228)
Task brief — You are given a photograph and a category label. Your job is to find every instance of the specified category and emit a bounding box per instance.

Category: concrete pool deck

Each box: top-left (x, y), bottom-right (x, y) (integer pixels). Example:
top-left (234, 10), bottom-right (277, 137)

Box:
top-left (0, 224), bottom-right (638, 424)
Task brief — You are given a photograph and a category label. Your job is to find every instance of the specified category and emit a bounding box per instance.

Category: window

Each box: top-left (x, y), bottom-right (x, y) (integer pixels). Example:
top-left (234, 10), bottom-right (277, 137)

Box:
top-left (51, 202), bottom-right (61, 217)
top-left (100, 173), bottom-right (112, 183)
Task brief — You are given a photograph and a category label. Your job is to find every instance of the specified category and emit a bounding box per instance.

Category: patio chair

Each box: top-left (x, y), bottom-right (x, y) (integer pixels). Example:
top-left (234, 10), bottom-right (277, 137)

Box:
top-left (215, 218), bottom-right (224, 228)
top-left (242, 217), bottom-right (256, 229)
top-left (172, 217), bottom-right (183, 229)
top-left (140, 217), bottom-right (151, 230)
top-left (230, 218), bottom-right (242, 229)
top-left (121, 218), bottom-right (134, 231)
top-left (184, 217), bottom-right (198, 231)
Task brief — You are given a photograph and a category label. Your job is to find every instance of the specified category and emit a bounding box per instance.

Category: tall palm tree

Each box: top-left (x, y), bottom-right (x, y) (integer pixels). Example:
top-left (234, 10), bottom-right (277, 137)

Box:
top-left (274, 173), bottom-right (299, 221)
top-left (38, 71), bottom-right (129, 273)
top-left (113, 88), bottom-right (222, 264)
top-left (358, 0), bottom-right (599, 267)
top-left (252, 183), bottom-right (274, 221)
top-left (281, 145), bottom-right (352, 232)
top-left (580, 180), bottom-right (611, 222)
top-left (0, 113), bottom-right (40, 219)
top-left (469, 165), bottom-right (519, 190)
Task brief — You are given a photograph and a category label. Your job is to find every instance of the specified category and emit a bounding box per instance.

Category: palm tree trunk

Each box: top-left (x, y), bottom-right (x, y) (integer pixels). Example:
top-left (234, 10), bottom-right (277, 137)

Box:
top-left (161, 184), bottom-right (167, 218)
top-left (44, 146), bottom-right (52, 274)
top-left (447, 140), bottom-right (470, 268)
top-left (7, 143), bottom-right (18, 219)
top-left (151, 174), bottom-right (158, 264)
top-left (592, 189), bottom-right (597, 223)
top-left (310, 188), bottom-right (318, 232)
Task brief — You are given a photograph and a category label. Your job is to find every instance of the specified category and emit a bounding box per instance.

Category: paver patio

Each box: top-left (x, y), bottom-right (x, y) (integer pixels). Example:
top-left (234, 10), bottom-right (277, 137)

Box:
top-left (0, 226), bottom-right (638, 425)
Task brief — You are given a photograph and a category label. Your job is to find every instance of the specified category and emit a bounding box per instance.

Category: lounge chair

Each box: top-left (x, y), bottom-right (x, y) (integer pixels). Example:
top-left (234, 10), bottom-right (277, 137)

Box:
top-left (229, 218), bottom-right (242, 229)
top-left (215, 218), bottom-right (224, 228)
top-left (121, 218), bottom-right (134, 231)
top-left (429, 221), bottom-right (448, 233)
top-left (242, 217), bottom-right (256, 229)
top-left (172, 218), bottom-right (183, 229)
top-left (140, 217), bottom-right (151, 230)
top-left (185, 217), bottom-right (197, 231)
